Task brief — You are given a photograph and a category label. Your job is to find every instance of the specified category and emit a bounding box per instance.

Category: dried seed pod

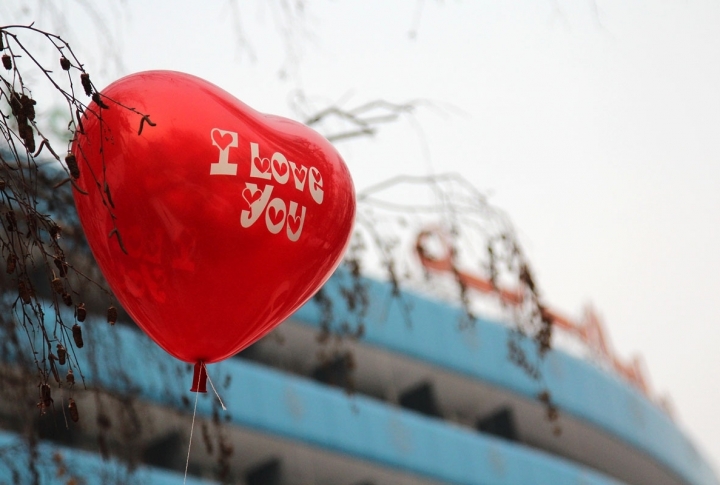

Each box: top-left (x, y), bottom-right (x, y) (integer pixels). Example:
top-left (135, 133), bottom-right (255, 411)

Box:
top-left (65, 153), bottom-right (80, 179)
top-left (20, 124), bottom-right (35, 152)
top-left (57, 344), bottom-right (67, 365)
top-left (66, 368), bottom-right (75, 385)
top-left (49, 224), bottom-right (61, 240)
top-left (53, 257), bottom-right (68, 277)
top-left (0, 31), bottom-right (4, 50)
top-left (92, 92), bottom-right (109, 109)
top-left (9, 93), bottom-right (21, 117)
top-left (59, 56), bottom-right (70, 70)
top-left (0, 178), bottom-right (5, 190)
top-left (62, 292), bottom-right (73, 307)
top-left (80, 73), bottom-right (92, 96)
top-left (38, 383), bottom-right (53, 413)
top-left (75, 108), bottom-right (84, 134)
top-left (2, 54), bottom-right (11, 70)
top-left (51, 277), bottom-right (64, 294)
top-left (20, 94), bottom-right (36, 121)
top-left (107, 305), bottom-right (117, 326)
top-left (6, 253), bottom-right (16, 274)
top-left (76, 303), bottom-right (87, 322)
top-left (41, 383), bottom-right (51, 402)
top-left (68, 398), bottom-right (79, 422)
top-left (72, 324), bottom-right (83, 348)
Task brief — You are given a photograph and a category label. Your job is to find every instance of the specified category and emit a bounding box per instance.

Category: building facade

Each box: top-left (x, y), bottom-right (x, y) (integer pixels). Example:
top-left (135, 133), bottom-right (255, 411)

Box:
top-left (0, 271), bottom-right (717, 485)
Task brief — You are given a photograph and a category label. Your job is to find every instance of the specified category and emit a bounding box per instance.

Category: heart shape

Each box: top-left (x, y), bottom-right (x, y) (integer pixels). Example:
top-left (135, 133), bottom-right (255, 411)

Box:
top-left (273, 159), bottom-right (288, 177)
top-left (72, 71), bottom-right (355, 366)
top-left (288, 214), bottom-right (301, 234)
top-left (242, 186), bottom-right (261, 208)
top-left (212, 130), bottom-right (234, 151)
top-left (254, 157), bottom-right (270, 174)
top-left (293, 166), bottom-right (307, 183)
top-left (311, 167), bottom-right (323, 189)
top-left (268, 205), bottom-right (285, 226)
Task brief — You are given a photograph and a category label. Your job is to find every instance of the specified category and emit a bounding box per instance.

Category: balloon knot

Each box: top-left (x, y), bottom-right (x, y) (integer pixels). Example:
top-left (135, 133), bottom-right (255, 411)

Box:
top-left (190, 362), bottom-right (207, 393)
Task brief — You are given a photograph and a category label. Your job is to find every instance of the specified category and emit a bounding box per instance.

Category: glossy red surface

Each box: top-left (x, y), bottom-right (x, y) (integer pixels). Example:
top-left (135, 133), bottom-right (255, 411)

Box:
top-left (73, 71), bottom-right (355, 365)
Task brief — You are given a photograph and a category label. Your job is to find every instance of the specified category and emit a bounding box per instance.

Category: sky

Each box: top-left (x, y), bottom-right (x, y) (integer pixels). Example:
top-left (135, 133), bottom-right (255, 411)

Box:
top-left (4, 0), bottom-right (720, 473)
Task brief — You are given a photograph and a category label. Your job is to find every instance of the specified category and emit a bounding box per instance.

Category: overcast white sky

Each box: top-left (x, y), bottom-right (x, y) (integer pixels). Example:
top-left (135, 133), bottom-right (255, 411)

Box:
top-left (5, 0), bottom-right (720, 473)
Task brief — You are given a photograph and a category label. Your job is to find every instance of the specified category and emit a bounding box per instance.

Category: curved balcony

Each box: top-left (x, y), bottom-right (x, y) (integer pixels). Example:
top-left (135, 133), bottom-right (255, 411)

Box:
top-left (280, 271), bottom-right (719, 485)
top-left (1, 303), bottom-right (630, 485)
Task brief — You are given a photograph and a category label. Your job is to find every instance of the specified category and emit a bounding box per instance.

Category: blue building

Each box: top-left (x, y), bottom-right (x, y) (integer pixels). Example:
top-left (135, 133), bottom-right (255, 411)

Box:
top-left (0, 271), bottom-right (717, 485)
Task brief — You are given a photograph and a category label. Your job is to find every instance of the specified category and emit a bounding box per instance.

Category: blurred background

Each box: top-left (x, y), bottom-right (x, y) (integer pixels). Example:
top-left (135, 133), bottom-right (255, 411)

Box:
top-left (1, 1), bottom-right (719, 483)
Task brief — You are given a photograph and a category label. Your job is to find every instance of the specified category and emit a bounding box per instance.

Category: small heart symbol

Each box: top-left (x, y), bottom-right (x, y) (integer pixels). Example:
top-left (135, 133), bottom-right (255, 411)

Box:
top-left (268, 206), bottom-right (285, 226)
top-left (293, 166), bottom-right (307, 183)
top-left (273, 159), bottom-right (288, 177)
top-left (288, 214), bottom-right (301, 233)
top-left (254, 157), bottom-right (270, 173)
top-left (242, 187), bottom-right (261, 208)
top-left (212, 130), bottom-right (233, 151)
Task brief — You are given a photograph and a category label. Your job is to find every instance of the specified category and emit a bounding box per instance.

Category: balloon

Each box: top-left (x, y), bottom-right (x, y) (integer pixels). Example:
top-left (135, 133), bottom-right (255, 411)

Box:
top-left (72, 71), bottom-right (355, 391)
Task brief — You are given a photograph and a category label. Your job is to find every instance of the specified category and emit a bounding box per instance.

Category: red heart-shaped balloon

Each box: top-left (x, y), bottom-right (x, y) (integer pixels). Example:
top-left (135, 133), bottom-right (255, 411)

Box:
top-left (72, 71), bottom-right (355, 369)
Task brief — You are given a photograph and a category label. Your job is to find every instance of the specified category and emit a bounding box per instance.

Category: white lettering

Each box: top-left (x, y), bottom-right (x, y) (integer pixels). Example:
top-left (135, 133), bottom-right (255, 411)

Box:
top-left (265, 198), bottom-right (286, 234)
top-left (289, 161), bottom-right (307, 191)
top-left (271, 152), bottom-right (290, 184)
top-left (210, 129), bottom-right (239, 175)
top-left (249, 143), bottom-right (271, 179)
top-left (240, 183), bottom-right (274, 227)
top-left (286, 201), bottom-right (306, 242)
top-left (309, 167), bottom-right (324, 204)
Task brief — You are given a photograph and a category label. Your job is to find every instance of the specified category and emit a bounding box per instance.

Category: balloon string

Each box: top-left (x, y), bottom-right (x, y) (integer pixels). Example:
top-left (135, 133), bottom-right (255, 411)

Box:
top-left (183, 387), bottom-right (200, 485)
top-left (203, 362), bottom-right (227, 411)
